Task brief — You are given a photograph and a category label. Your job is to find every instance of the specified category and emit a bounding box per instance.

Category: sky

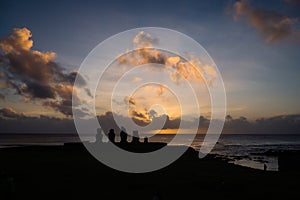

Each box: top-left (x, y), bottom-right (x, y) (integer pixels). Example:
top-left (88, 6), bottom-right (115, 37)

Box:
top-left (0, 0), bottom-right (300, 133)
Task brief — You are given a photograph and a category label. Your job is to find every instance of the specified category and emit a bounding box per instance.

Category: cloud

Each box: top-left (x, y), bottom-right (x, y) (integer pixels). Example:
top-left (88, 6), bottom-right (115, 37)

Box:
top-left (124, 96), bottom-right (136, 106)
top-left (97, 111), bottom-right (149, 134)
top-left (285, 0), bottom-right (300, 5)
top-left (156, 85), bottom-right (165, 96)
top-left (0, 107), bottom-right (25, 119)
top-left (0, 113), bottom-right (77, 134)
top-left (233, 0), bottom-right (297, 43)
top-left (140, 84), bottom-right (166, 96)
top-left (0, 28), bottom-right (33, 52)
top-left (97, 111), bottom-right (192, 132)
top-left (118, 48), bottom-right (166, 66)
top-left (165, 56), bottom-right (180, 66)
top-left (0, 108), bottom-right (299, 134)
top-left (53, 84), bottom-right (73, 101)
top-left (0, 93), bottom-right (4, 100)
top-left (97, 111), bottom-right (169, 133)
top-left (123, 96), bottom-right (151, 123)
top-left (110, 113), bottom-right (300, 134)
top-left (130, 109), bottom-right (150, 123)
top-left (0, 28), bottom-right (90, 116)
top-left (148, 109), bottom-right (158, 118)
top-left (223, 114), bottom-right (300, 134)
top-left (23, 81), bottom-right (55, 99)
top-left (43, 100), bottom-right (73, 116)
top-left (66, 71), bottom-right (87, 86)
top-left (0, 28), bottom-right (57, 84)
top-left (133, 31), bottom-right (159, 48)
top-left (118, 31), bottom-right (217, 84)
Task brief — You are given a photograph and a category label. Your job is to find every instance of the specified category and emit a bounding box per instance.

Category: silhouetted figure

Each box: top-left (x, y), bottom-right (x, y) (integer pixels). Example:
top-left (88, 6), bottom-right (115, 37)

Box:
top-left (131, 130), bottom-right (140, 144)
top-left (264, 163), bottom-right (267, 171)
top-left (144, 137), bottom-right (148, 143)
top-left (120, 127), bottom-right (128, 144)
top-left (96, 128), bottom-right (104, 143)
top-left (108, 129), bottom-right (116, 143)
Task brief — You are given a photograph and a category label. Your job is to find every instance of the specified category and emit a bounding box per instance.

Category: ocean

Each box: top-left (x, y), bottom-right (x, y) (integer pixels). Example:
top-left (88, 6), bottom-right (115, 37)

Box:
top-left (1, 133), bottom-right (300, 171)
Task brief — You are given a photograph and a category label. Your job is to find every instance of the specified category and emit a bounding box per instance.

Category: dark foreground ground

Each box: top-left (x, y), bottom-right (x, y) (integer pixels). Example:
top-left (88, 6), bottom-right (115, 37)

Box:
top-left (0, 143), bottom-right (299, 200)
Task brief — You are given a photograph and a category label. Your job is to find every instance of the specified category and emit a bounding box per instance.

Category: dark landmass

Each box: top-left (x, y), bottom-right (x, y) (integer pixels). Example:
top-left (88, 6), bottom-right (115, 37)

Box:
top-left (0, 142), bottom-right (300, 200)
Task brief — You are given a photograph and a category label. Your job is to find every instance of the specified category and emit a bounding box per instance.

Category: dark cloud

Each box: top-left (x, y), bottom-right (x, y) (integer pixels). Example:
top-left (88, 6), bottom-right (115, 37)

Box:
top-left (0, 28), bottom-right (90, 116)
top-left (0, 93), bottom-right (4, 100)
top-left (0, 115), bottom-right (76, 134)
top-left (65, 71), bottom-right (86, 86)
top-left (0, 107), bottom-right (24, 119)
top-left (124, 96), bottom-right (136, 106)
top-left (130, 110), bottom-right (150, 124)
top-left (285, 0), bottom-right (300, 5)
top-left (84, 88), bottom-right (92, 98)
top-left (252, 114), bottom-right (300, 133)
top-left (233, 0), bottom-right (297, 43)
top-left (97, 111), bottom-right (151, 133)
top-left (97, 111), bottom-right (182, 132)
top-left (161, 115), bottom-right (180, 130)
top-left (0, 109), bottom-right (299, 134)
top-left (223, 114), bottom-right (300, 134)
top-left (148, 109), bottom-right (158, 118)
top-left (122, 96), bottom-right (152, 124)
top-left (24, 81), bottom-right (55, 99)
top-left (43, 100), bottom-right (73, 116)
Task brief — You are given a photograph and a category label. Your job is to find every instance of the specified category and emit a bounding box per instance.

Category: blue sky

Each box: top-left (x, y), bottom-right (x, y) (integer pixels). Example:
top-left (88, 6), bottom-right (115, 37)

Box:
top-left (1, 0), bottom-right (300, 119)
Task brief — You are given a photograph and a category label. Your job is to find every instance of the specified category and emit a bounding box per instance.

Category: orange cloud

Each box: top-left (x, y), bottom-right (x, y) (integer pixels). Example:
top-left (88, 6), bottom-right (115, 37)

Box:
top-left (0, 28), bottom-right (33, 52)
top-left (166, 56), bottom-right (180, 66)
top-left (118, 31), bottom-right (217, 85)
top-left (156, 85), bottom-right (165, 96)
top-left (0, 28), bottom-right (90, 117)
top-left (53, 84), bottom-right (73, 101)
top-left (123, 95), bottom-right (151, 123)
top-left (133, 31), bottom-right (159, 48)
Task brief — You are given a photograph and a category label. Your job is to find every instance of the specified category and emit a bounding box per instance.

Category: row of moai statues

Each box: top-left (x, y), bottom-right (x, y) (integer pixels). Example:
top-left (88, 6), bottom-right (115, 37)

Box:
top-left (96, 127), bottom-right (148, 144)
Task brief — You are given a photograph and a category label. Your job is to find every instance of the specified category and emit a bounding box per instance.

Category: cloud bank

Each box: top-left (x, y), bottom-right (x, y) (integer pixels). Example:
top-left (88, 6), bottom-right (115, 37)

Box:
top-left (1, 107), bottom-right (299, 134)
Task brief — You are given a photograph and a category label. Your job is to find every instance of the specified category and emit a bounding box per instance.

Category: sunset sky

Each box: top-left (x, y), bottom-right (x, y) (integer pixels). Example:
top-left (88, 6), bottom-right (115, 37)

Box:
top-left (1, 0), bottom-right (300, 133)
